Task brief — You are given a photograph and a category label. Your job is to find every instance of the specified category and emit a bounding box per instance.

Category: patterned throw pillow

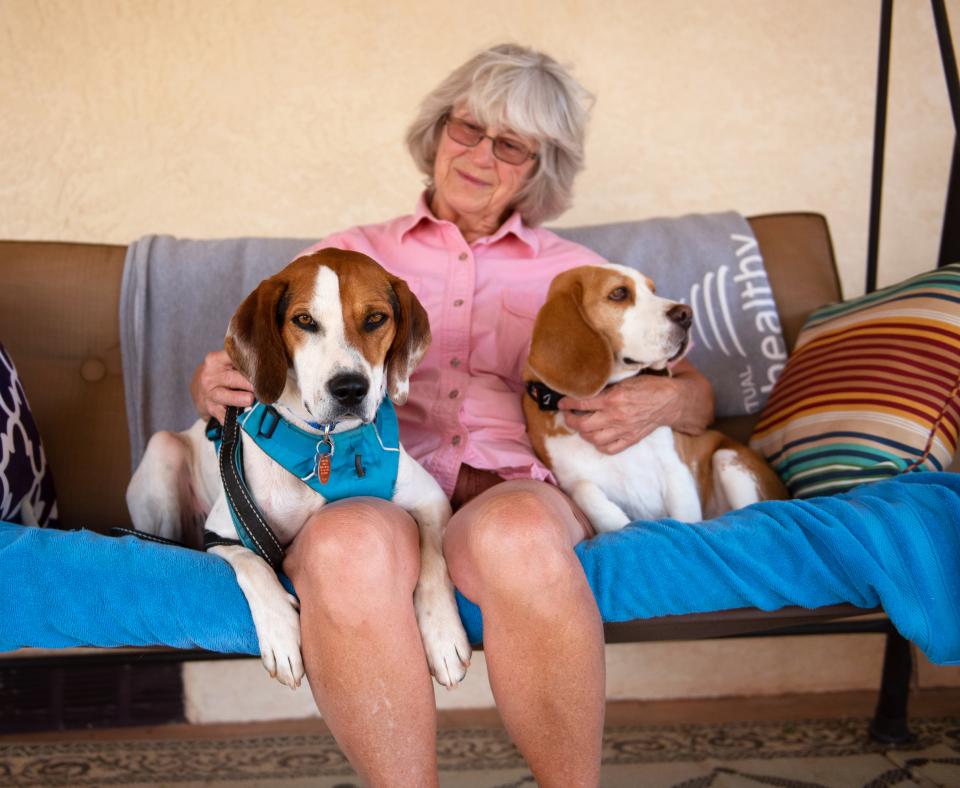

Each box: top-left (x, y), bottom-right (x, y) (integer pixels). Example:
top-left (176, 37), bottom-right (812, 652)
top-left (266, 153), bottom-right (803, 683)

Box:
top-left (0, 343), bottom-right (59, 527)
top-left (750, 264), bottom-right (960, 498)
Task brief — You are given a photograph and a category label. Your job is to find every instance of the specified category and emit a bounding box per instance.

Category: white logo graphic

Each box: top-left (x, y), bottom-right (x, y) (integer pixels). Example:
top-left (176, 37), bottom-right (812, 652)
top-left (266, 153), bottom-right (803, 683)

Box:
top-left (687, 265), bottom-right (748, 358)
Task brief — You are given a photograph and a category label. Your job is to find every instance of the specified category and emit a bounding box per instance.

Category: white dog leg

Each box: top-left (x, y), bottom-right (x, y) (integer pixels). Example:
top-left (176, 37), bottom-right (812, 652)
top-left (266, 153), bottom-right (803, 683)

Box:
top-left (394, 455), bottom-right (471, 688)
top-left (126, 430), bottom-right (195, 543)
top-left (713, 449), bottom-right (761, 511)
top-left (412, 511), bottom-right (472, 688)
top-left (661, 461), bottom-right (704, 523)
top-left (206, 497), bottom-right (304, 689)
top-left (569, 479), bottom-right (631, 533)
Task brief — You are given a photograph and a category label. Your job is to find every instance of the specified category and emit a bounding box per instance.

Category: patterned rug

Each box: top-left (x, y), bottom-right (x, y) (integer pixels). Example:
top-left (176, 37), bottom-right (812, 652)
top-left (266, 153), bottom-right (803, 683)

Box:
top-left (1, 715), bottom-right (958, 787)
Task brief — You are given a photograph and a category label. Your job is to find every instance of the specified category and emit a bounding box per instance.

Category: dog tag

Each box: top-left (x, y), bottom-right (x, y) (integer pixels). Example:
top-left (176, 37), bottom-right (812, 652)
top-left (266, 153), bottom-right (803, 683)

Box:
top-left (318, 453), bottom-right (331, 484)
top-left (315, 429), bottom-right (335, 485)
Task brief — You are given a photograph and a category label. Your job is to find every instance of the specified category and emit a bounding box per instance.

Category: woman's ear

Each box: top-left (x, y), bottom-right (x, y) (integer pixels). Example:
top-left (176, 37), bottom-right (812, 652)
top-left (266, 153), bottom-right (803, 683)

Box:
top-left (526, 276), bottom-right (612, 399)
top-left (224, 276), bottom-right (289, 404)
top-left (386, 275), bottom-right (431, 405)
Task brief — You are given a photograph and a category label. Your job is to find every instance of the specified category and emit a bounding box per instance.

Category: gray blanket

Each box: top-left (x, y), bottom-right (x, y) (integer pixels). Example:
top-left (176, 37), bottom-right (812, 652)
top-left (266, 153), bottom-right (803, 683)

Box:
top-left (120, 213), bottom-right (783, 467)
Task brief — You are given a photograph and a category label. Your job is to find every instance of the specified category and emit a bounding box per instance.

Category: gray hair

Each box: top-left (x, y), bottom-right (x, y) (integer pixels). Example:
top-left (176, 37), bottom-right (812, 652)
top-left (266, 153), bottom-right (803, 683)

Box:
top-left (406, 44), bottom-right (594, 227)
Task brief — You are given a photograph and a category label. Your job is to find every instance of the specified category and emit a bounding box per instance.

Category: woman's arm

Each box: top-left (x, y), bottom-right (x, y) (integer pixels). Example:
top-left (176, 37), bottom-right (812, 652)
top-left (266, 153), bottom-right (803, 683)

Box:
top-left (190, 350), bottom-right (255, 423)
top-left (557, 358), bottom-right (715, 455)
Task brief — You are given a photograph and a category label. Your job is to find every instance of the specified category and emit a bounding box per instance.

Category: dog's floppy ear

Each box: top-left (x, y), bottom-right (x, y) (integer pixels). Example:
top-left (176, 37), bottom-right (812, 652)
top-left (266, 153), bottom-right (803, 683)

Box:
top-left (527, 274), bottom-right (612, 399)
top-left (224, 276), bottom-right (289, 404)
top-left (385, 275), bottom-right (431, 405)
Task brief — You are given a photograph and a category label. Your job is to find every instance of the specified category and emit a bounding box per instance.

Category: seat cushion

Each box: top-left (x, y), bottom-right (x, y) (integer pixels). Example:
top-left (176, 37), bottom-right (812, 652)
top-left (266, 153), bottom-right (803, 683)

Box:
top-left (0, 241), bottom-right (129, 531)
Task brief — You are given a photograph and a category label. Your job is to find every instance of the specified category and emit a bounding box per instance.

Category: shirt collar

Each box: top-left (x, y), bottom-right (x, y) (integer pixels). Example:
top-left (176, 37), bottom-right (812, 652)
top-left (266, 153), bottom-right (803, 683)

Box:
top-left (396, 192), bottom-right (540, 256)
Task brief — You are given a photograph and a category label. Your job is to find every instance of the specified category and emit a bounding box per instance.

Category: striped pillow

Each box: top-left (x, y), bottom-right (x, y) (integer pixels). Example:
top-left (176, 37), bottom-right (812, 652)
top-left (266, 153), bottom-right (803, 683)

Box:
top-left (749, 264), bottom-right (960, 498)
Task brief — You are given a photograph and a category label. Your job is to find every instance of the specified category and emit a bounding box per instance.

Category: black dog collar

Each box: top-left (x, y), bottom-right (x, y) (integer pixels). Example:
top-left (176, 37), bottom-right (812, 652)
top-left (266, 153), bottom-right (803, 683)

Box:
top-left (526, 380), bottom-right (564, 411)
top-left (526, 368), bottom-right (671, 413)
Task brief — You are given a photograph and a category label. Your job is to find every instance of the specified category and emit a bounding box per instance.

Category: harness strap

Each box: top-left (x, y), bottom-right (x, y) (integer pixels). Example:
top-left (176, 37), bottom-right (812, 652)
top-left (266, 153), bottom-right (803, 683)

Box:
top-left (219, 405), bottom-right (285, 571)
top-left (203, 529), bottom-right (244, 550)
top-left (112, 525), bottom-right (245, 552)
top-left (110, 526), bottom-right (184, 547)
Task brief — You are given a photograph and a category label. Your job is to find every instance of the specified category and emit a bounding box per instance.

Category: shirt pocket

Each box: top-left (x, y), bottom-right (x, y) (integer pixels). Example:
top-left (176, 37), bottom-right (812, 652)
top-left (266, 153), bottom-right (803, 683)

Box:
top-left (498, 290), bottom-right (544, 388)
top-left (395, 276), bottom-right (429, 325)
top-left (392, 275), bottom-right (431, 367)
top-left (398, 276), bottom-right (423, 301)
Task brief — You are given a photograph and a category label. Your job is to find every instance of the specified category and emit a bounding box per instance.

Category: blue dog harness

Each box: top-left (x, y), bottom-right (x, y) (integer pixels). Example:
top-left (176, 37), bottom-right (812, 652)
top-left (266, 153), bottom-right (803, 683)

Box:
top-left (238, 399), bottom-right (400, 500)
top-left (205, 398), bottom-right (401, 568)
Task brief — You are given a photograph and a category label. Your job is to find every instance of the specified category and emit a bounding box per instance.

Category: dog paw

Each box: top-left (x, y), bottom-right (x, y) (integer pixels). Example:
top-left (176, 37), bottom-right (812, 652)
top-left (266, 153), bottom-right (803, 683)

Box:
top-left (415, 589), bottom-right (471, 688)
top-left (423, 621), bottom-right (472, 689)
top-left (254, 595), bottom-right (304, 690)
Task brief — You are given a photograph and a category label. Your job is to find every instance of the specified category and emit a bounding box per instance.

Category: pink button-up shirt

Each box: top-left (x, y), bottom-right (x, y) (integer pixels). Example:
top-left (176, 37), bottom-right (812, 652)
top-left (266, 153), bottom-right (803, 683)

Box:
top-left (300, 195), bottom-right (606, 497)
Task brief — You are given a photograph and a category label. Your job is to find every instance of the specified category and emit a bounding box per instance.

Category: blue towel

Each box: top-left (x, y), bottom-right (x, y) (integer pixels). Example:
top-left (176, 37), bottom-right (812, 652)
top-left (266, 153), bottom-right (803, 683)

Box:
top-left (2, 474), bottom-right (958, 665)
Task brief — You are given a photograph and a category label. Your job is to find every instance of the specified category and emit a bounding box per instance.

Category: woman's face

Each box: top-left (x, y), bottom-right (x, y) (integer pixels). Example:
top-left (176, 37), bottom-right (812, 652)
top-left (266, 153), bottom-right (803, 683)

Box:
top-left (431, 105), bottom-right (539, 234)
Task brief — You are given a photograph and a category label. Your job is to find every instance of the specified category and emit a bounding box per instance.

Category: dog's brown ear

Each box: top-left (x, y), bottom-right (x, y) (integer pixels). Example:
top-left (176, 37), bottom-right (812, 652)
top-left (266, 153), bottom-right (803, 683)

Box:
top-left (224, 276), bottom-right (289, 404)
top-left (527, 276), bottom-right (612, 399)
top-left (386, 275), bottom-right (431, 405)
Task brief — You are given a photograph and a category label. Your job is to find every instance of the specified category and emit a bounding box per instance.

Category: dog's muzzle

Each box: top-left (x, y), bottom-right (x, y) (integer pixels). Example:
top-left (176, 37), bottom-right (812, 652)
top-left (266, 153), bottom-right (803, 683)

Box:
top-left (667, 303), bottom-right (692, 362)
top-left (668, 333), bottom-right (690, 363)
top-left (320, 372), bottom-right (374, 422)
top-left (328, 372), bottom-right (369, 406)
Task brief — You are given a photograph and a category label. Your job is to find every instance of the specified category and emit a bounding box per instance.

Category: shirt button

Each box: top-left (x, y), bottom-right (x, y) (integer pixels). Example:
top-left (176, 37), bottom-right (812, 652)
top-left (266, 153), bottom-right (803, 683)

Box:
top-left (458, 252), bottom-right (468, 261)
top-left (450, 358), bottom-right (461, 368)
top-left (453, 299), bottom-right (464, 307)
top-left (451, 435), bottom-right (462, 446)
top-left (448, 389), bottom-right (459, 399)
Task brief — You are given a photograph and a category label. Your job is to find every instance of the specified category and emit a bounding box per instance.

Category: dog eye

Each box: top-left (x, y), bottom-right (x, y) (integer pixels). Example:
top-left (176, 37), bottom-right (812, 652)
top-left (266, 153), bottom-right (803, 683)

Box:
top-left (292, 313), bottom-right (318, 332)
top-left (608, 287), bottom-right (629, 302)
top-left (364, 312), bottom-right (389, 331)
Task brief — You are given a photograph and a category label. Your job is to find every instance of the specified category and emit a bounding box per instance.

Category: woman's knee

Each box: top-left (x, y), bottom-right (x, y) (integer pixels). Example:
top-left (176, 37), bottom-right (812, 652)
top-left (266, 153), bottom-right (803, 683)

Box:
top-left (444, 481), bottom-right (581, 593)
top-left (284, 498), bottom-right (420, 606)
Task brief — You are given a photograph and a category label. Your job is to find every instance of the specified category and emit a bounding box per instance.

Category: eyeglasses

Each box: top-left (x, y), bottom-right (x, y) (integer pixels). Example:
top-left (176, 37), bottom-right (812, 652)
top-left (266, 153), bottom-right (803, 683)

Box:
top-left (443, 115), bottom-right (538, 166)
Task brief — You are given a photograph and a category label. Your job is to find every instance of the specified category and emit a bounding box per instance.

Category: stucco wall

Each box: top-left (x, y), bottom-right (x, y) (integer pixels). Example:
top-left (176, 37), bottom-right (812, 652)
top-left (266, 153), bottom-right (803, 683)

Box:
top-left (1, 0), bottom-right (956, 294)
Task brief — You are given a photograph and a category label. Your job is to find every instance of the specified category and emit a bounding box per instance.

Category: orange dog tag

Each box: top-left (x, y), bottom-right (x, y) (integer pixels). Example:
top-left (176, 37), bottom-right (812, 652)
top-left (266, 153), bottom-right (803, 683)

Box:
top-left (318, 453), bottom-right (331, 484)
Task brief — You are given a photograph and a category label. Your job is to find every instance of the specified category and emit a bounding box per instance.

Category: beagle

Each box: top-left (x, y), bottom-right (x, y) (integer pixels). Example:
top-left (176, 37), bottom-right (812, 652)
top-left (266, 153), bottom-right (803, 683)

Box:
top-left (523, 264), bottom-right (787, 533)
top-left (126, 249), bottom-right (470, 689)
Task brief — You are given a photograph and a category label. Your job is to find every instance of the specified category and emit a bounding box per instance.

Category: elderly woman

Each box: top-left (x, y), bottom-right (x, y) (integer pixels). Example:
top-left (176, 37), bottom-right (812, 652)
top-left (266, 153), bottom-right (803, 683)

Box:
top-left (193, 44), bottom-right (713, 787)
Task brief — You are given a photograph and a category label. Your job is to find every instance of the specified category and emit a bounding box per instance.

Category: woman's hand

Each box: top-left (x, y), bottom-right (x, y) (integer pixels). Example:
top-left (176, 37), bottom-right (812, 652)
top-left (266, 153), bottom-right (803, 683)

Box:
top-left (557, 360), bottom-right (715, 455)
top-left (191, 350), bottom-right (255, 424)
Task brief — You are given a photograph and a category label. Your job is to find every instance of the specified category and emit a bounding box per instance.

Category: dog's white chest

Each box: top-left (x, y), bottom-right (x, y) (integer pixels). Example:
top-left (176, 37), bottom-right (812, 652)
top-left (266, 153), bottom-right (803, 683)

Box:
top-left (240, 433), bottom-right (329, 545)
top-left (545, 423), bottom-right (693, 522)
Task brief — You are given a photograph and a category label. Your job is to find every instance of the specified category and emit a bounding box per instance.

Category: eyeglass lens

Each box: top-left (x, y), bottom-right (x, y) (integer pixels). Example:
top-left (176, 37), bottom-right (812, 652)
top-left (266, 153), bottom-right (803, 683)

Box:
top-left (445, 117), bottom-right (533, 165)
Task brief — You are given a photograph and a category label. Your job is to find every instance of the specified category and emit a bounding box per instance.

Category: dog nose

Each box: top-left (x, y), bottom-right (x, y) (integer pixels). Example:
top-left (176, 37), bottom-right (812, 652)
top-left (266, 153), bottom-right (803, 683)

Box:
top-left (327, 373), bottom-right (369, 406)
top-left (667, 304), bottom-right (693, 330)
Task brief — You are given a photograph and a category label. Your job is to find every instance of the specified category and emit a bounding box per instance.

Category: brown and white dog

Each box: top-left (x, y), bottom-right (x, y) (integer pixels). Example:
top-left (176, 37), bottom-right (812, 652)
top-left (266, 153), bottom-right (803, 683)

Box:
top-left (523, 264), bottom-right (787, 532)
top-left (126, 249), bottom-right (470, 689)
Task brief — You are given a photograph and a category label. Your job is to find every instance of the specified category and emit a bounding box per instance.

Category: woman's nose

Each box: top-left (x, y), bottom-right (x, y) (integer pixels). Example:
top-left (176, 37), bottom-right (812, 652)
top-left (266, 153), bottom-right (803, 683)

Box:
top-left (468, 137), bottom-right (496, 166)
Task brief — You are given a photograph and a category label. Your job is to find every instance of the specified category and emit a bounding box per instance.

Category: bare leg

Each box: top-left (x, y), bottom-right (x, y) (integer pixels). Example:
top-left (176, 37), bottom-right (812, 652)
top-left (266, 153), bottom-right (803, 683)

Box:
top-left (444, 480), bottom-right (605, 788)
top-left (283, 497), bottom-right (439, 788)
